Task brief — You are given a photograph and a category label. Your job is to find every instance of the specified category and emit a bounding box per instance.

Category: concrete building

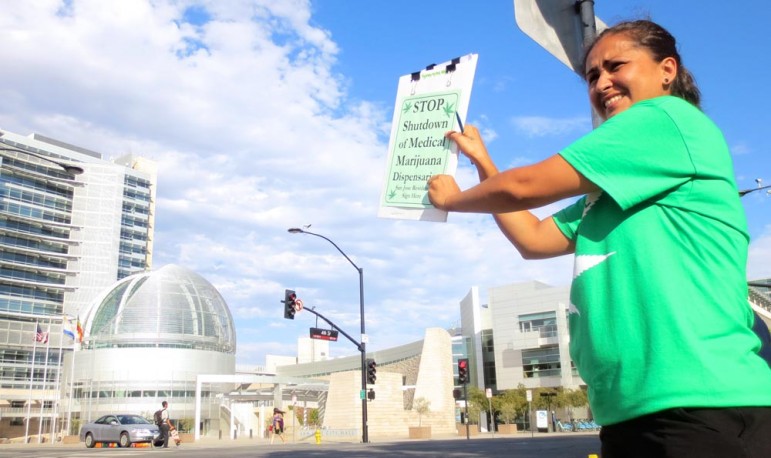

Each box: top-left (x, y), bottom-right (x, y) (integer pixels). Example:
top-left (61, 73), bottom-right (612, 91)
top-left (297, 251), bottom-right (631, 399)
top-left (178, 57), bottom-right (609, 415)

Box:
top-left (0, 129), bottom-right (156, 440)
top-left (460, 281), bottom-right (580, 394)
top-left (458, 278), bottom-right (771, 430)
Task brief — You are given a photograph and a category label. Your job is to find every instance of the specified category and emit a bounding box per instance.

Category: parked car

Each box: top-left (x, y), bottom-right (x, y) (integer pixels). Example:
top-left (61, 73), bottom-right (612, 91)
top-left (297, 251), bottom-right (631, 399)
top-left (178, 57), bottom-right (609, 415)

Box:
top-left (80, 414), bottom-right (159, 448)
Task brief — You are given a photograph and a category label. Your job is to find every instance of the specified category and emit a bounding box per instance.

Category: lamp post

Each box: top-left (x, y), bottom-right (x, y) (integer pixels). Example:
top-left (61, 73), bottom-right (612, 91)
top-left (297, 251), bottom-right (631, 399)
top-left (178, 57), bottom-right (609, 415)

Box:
top-left (287, 227), bottom-right (369, 443)
top-left (738, 178), bottom-right (770, 197)
top-left (0, 146), bottom-right (84, 175)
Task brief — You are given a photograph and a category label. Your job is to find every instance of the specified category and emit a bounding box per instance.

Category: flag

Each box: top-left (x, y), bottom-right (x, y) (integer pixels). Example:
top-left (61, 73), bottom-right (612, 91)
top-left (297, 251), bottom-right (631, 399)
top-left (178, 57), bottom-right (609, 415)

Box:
top-left (76, 317), bottom-right (83, 343)
top-left (35, 324), bottom-right (49, 344)
top-left (62, 316), bottom-right (75, 340)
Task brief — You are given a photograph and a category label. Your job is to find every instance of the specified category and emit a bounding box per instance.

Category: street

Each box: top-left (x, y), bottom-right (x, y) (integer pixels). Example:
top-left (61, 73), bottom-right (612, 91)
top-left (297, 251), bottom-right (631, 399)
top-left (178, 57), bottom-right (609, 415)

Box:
top-left (0, 433), bottom-right (601, 458)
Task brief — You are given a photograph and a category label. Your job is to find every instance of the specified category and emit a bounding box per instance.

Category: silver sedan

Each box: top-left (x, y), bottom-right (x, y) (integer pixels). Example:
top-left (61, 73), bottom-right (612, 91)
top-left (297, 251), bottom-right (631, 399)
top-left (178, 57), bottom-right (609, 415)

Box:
top-left (80, 414), bottom-right (159, 448)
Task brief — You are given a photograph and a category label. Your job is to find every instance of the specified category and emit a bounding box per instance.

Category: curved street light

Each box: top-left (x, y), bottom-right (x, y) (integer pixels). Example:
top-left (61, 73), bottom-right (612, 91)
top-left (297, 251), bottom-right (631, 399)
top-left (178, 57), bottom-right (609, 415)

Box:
top-left (0, 146), bottom-right (84, 175)
top-left (287, 227), bottom-right (369, 443)
top-left (739, 178), bottom-right (770, 197)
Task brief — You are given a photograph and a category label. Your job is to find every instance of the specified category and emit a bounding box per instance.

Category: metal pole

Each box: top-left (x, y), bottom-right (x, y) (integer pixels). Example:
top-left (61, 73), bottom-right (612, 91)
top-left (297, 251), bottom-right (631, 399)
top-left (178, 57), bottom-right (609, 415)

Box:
top-left (575, 0), bottom-right (598, 47)
top-left (739, 184), bottom-right (771, 197)
top-left (359, 266), bottom-right (368, 444)
top-left (25, 322), bottom-right (39, 444)
top-left (287, 228), bottom-right (368, 443)
top-left (463, 384), bottom-right (469, 440)
top-left (488, 395), bottom-right (494, 438)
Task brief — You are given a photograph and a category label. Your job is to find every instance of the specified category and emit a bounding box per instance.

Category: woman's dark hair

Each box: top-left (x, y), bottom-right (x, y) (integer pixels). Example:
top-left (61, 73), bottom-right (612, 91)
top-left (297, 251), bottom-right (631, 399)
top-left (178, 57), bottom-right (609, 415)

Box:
top-left (583, 20), bottom-right (701, 108)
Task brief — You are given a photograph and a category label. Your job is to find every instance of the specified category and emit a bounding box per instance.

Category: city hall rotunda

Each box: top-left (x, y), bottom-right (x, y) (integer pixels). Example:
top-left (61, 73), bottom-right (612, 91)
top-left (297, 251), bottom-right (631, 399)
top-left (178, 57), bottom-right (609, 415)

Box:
top-left (63, 265), bottom-right (236, 431)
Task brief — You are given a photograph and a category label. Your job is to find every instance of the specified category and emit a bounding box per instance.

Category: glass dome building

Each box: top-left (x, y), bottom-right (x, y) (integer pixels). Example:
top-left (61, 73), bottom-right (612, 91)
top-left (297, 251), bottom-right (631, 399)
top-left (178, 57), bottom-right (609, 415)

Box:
top-left (84, 264), bottom-right (236, 353)
top-left (63, 265), bottom-right (236, 434)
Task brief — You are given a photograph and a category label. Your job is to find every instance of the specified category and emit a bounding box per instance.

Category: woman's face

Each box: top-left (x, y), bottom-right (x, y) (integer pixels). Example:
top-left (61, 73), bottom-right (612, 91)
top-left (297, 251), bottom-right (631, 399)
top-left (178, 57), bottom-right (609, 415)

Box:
top-left (585, 33), bottom-right (676, 120)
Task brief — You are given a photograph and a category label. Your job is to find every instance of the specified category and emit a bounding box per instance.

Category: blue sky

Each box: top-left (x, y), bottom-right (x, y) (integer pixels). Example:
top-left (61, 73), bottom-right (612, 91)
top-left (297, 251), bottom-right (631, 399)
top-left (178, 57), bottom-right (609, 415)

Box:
top-left (1, 0), bottom-right (768, 368)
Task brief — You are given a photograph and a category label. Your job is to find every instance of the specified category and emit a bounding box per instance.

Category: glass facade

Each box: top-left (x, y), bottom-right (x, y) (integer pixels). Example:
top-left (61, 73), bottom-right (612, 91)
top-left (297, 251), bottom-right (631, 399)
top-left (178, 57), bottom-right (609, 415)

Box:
top-left (0, 130), bottom-right (156, 408)
top-left (84, 265), bottom-right (236, 353)
top-left (521, 345), bottom-right (562, 378)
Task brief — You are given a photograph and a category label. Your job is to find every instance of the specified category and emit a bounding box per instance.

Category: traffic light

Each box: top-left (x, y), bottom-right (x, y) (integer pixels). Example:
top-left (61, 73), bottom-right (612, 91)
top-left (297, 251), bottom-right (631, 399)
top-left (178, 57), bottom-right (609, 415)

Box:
top-left (366, 358), bottom-right (377, 384)
top-left (453, 388), bottom-right (461, 400)
top-left (457, 358), bottom-right (469, 385)
top-left (367, 389), bottom-right (375, 401)
top-left (282, 289), bottom-right (297, 320)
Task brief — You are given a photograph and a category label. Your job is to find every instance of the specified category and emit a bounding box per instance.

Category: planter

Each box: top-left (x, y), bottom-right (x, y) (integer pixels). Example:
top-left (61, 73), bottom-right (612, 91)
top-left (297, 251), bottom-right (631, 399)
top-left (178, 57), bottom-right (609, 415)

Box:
top-left (178, 433), bottom-right (194, 443)
top-left (497, 424), bottom-right (518, 434)
top-left (408, 426), bottom-right (431, 439)
top-left (456, 424), bottom-right (479, 436)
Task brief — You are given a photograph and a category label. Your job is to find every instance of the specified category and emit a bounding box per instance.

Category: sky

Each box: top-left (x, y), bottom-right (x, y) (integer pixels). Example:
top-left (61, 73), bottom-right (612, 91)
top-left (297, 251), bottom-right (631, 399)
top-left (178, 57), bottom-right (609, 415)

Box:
top-left (1, 0), bottom-right (769, 369)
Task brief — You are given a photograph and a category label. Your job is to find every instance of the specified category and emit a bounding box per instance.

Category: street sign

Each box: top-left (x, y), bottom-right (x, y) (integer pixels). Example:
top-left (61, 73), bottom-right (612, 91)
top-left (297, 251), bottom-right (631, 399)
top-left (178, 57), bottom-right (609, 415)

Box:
top-left (485, 388), bottom-right (493, 398)
top-left (526, 389), bottom-right (533, 402)
top-left (309, 327), bottom-right (338, 341)
top-left (513, 0), bottom-right (607, 74)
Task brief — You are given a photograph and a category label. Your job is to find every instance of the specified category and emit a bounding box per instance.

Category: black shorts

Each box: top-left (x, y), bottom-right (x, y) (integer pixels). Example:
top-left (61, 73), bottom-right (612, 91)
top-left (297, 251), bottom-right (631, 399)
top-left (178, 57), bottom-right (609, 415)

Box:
top-left (600, 407), bottom-right (771, 458)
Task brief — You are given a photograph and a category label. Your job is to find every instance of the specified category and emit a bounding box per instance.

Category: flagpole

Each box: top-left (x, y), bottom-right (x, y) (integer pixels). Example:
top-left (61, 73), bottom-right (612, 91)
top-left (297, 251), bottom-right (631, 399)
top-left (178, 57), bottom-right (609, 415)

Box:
top-left (38, 319), bottom-right (52, 444)
top-left (65, 335), bottom-right (76, 439)
top-left (66, 317), bottom-right (80, 437)
top-left (51, 316), bottom-right (65, 444)
top-left (25, 321), bottom-right (39, 444)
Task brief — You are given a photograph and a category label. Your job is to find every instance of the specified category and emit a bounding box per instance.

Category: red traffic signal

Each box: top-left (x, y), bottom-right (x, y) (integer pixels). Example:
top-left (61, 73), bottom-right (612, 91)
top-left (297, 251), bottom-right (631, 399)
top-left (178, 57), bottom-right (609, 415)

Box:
top-left (457, 358), bottom-right (469, 385)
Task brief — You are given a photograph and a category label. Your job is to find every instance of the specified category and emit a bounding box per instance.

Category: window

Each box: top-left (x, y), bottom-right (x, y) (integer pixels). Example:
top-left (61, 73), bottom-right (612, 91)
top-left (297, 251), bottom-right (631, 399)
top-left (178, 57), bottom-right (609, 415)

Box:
top-left (519, 311), bottom-right (558, 338)
top-left (521, 345), bottom-right (561, 378)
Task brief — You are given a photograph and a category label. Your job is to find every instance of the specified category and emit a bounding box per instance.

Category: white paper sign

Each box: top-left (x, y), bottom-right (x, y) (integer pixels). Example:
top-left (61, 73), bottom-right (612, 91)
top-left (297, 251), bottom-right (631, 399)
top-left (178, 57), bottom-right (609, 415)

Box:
top-left (378, 54), bottom-right (478, 222)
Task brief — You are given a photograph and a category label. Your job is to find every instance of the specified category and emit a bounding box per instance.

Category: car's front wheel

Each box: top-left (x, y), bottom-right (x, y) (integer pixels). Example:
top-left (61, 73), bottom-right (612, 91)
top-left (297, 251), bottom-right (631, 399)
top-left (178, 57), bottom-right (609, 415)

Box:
top-left (84, 433), bottom-right (96, 448)
top-left (119, 432), bottom-right (130, 448)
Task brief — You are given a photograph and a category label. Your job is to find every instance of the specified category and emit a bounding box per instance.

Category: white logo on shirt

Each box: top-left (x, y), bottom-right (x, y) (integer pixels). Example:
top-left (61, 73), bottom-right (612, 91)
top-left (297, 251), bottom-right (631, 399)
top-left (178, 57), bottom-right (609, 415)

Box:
top-left (569, 252), bottom-right (616, 315)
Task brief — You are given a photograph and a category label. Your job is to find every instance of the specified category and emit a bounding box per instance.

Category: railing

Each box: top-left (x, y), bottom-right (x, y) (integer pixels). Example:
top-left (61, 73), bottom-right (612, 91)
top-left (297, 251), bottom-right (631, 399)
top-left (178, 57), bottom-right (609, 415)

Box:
top-left (749, 287), bottom-right (771, 312)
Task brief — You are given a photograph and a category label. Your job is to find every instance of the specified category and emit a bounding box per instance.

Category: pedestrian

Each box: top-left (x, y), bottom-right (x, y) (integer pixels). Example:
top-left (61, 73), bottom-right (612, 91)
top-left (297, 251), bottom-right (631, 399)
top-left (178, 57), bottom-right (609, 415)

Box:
top-left (157, 401), bottom-right (170, 448)
top-left (269, 407), bottom-right (285, 444)
top-left (428, 18), bottom-right (771, 457)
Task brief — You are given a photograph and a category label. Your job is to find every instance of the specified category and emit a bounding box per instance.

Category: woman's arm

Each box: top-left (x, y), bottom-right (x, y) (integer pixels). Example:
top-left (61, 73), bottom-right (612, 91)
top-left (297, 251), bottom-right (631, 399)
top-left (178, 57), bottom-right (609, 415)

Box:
top-left (428, 126), bottom-right (595, 258)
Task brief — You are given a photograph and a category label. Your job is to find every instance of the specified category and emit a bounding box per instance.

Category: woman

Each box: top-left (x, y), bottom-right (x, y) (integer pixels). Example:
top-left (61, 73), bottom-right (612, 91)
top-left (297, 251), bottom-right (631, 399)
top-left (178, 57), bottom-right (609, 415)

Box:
top-left (269, 408), bottom-right (285, 444)
top-left (428, 19), bottom-right (771, 457)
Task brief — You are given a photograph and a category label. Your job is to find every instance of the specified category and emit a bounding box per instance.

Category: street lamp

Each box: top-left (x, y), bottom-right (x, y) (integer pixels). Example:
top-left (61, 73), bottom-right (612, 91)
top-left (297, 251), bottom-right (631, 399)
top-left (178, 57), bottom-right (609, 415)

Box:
top-left (287, 227), bottom-right (369, 443)
top-left (0, 146), bottom-right (84, 175)
top-left (738, 178), bottom-right (771, 197)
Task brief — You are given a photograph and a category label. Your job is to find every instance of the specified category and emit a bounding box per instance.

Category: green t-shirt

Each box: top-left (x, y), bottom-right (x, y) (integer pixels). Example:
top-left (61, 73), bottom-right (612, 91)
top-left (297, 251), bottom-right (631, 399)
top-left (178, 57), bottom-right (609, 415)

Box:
top-left (553, 96), bottom-right (771, 425)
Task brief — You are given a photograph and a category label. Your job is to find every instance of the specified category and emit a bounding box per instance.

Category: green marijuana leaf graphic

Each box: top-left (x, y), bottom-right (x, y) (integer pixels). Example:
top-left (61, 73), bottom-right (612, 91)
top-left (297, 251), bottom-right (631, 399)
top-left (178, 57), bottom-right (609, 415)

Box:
top-left (443, 102), bottom-right (455, 118)
top-left (388, 189), bottom-right (397, 199)
top-left (402, 102), bottom-right (412, 114)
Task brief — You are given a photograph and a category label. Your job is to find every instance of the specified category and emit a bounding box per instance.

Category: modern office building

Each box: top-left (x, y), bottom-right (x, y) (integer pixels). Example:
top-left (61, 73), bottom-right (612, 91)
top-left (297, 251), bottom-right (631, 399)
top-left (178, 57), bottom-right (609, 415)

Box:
top-left (0, 129), bottom-right (156, 439)
top-left (460, 278), bottom-right (771, 398)
top-left (460, 281), bottom-right (582, 395)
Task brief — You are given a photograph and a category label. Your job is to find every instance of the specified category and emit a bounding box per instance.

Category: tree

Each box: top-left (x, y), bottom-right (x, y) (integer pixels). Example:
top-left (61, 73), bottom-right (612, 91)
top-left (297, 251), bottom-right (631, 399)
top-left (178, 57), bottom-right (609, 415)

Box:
top-left (413, 397), bottom-right (431, 427)
top-left (309, 408), bottom-right (320, 427)
top-left (495, 387), bottom-right (527, 424)
top-left (464, 386), bottom-right (488, 425)
top-left (563, 388), bottom-right (588, 419)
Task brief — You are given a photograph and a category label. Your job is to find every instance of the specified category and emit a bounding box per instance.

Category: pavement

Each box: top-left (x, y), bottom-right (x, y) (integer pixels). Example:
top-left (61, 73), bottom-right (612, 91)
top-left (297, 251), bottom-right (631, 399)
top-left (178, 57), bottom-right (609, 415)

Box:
top-left (0, 430), bottom-right (600, 450)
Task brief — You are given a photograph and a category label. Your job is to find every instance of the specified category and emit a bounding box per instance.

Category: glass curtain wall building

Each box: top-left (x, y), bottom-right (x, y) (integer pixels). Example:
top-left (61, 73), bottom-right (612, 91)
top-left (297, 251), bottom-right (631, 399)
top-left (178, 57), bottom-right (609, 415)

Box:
top-left (0, 129), bottom-right (156, 439)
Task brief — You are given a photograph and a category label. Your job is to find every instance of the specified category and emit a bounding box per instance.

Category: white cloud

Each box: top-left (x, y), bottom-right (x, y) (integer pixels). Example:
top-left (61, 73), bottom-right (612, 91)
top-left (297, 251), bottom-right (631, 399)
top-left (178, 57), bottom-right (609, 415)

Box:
top-left (0, 0), bottom-right (578, 367)
top-left (511, 115), bottom-right (589, 138)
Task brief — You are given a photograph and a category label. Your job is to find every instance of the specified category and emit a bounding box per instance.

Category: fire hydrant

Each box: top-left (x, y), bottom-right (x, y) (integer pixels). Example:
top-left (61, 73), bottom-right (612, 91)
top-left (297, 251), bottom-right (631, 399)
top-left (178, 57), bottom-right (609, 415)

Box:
top-left (314, 428), bottom-right (322, 445)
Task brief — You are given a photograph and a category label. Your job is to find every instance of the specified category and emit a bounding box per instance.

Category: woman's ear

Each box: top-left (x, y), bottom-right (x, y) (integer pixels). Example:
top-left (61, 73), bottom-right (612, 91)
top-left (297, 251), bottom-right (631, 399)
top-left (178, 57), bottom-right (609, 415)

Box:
top-left (661, 56), bottom-right (678, 86)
